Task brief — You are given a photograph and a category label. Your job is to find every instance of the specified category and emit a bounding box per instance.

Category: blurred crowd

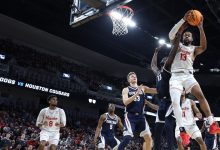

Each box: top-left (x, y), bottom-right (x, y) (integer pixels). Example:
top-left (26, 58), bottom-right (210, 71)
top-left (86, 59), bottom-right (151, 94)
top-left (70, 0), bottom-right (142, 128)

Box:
top-left (0, 38), bottom-right (130, 103)
top-left (0, 38), bottom-right (125, 92)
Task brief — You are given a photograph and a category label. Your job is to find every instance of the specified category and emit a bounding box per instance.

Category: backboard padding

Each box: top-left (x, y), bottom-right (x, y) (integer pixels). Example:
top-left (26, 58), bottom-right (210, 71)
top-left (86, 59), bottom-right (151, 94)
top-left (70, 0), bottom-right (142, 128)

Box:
top-left (69, 0), bottom-right (133, 27)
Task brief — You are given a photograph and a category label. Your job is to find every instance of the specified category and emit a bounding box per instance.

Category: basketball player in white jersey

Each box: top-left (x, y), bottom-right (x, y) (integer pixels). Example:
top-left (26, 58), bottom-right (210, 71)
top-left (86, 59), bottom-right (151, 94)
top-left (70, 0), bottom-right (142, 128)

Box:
top-left (168, 10), bottom-right (219, 144)
top-left (36, 95), bottom-right (66, 150)
top-left (175, 92), bottom-right (206, 150)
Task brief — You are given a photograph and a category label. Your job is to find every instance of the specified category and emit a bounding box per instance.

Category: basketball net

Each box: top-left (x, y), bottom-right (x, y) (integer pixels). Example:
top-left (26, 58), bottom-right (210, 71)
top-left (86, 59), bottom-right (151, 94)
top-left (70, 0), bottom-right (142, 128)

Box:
top-left (109, 6), bottom-right (134, 36)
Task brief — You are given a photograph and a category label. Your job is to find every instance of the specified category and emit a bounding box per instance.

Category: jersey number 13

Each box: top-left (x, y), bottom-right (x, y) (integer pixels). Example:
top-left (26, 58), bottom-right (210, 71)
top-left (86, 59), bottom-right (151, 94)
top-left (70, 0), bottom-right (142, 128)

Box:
top-left (180, 53), bottom-right (187, 61)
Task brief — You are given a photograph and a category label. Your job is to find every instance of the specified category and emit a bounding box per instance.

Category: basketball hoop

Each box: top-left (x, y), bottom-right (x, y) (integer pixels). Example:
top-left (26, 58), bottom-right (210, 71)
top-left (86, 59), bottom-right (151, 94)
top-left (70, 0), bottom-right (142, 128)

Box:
top-left (108, 6), bottom-right (134, 36)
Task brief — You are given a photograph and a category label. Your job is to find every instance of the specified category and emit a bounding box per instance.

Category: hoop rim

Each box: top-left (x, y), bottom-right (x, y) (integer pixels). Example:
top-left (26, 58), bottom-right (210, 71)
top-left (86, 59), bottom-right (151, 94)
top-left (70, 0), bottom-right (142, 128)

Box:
top-left (107, 5), bottom-right (134, 16)
top-left (117, 5), bottom-right (134, 13)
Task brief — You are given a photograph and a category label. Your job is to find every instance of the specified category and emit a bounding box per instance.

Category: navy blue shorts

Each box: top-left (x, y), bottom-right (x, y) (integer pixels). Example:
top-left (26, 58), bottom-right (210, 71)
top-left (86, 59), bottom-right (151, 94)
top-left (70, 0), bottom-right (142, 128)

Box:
top-left (123, 113), bottom-right (151, 137)
top-left (205, 136), bottom-right (216, 150)
top-left (158, 99), bottom-right (171, 121)
top-left (98, 133), bottom-right (119, 149)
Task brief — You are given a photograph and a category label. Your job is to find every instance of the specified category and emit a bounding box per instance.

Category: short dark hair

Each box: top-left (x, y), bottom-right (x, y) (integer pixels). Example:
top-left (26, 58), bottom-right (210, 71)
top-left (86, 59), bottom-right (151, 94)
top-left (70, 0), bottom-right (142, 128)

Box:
top-left (47, 95), bottom-right (57, 102)
top-left (182, 31), bottom-right (194, 41)
top-left (127, 72), bottom-right (136, 81)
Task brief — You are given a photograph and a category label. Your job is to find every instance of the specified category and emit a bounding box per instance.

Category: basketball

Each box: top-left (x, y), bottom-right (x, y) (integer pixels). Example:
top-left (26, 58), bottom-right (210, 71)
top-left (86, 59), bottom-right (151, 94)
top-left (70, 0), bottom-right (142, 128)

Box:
top-left (186, 10), bottom-right (203, 26)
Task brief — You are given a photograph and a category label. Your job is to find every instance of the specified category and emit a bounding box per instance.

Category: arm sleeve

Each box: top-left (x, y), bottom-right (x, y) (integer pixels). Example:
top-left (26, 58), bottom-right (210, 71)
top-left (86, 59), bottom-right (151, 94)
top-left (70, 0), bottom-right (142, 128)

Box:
top-left (60, 109), bottom-right (66, 126)
top-left (169, 19), bottom-right (185, 41)
top-left (36, 109), bottom-right (45, 126)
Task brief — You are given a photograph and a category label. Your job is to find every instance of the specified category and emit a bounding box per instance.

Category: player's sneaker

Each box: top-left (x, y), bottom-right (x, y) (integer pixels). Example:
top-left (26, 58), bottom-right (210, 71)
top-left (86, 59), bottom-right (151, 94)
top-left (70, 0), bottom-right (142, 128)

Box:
top-left (180, 132), bottom-right (190, 147)
top-left (209, 122), bottom-right (220, 134)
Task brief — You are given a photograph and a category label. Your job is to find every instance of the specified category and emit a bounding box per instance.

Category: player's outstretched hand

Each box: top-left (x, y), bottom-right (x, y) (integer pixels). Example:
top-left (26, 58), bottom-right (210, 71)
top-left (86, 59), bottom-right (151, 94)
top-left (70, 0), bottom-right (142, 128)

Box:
top-left (197, 15), bottom-right (204, 28)
top-left (183, 10), bottom-right (192, 21)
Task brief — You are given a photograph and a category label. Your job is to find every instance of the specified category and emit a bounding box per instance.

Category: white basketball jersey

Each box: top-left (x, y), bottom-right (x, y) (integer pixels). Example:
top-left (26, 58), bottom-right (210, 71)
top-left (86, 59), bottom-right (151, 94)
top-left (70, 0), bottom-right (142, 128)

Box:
top-left (182, 98), bottom-right (195, 125)
top-left (40, 107), bottom-right (63, 132)
top-left (171, 43), bottom-right (195, 72)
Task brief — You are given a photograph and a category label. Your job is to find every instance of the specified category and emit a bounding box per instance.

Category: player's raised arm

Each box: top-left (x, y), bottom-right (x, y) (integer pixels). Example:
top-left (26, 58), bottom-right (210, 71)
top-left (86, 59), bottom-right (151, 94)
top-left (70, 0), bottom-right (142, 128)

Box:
top-left (194, 16), bottom-right (207, 57)
top-left (169, 11), bottom-right (191, 43)
top-left (36, 109), bottom-right (45, 128)
top-left (164, 32), bottom-right (182, 71)
top-left (143, 86), bottom-right (157, 94)
top-left (94, 114), bottom-right (106, 144)
top-left (151, 46), bottom-right (162, 75)
top-left (122, 86), bottom-right (141, 106)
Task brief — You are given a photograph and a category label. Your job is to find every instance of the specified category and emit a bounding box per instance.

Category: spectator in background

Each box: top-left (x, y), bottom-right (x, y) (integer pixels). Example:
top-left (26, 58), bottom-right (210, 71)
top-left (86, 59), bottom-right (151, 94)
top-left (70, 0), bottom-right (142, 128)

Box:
top-left (16, 133), bottom-right (27, 149)
top-left (0, 133), bottom-right (12, 149)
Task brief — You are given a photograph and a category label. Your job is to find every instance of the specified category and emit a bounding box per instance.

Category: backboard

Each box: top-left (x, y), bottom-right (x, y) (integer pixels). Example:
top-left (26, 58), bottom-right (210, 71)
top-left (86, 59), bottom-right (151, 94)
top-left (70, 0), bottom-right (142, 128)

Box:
top-left (69, 0), bottom-right (133, 27)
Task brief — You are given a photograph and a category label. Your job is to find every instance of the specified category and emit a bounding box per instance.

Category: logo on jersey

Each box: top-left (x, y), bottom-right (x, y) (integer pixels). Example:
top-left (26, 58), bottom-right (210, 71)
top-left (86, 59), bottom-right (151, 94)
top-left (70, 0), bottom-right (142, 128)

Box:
top-left (128, 91), bottom-right (136, 95)
top-left (106, 120), bottom-right (117, 125)
top-left (45, 116), bottom-right (58, 120)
